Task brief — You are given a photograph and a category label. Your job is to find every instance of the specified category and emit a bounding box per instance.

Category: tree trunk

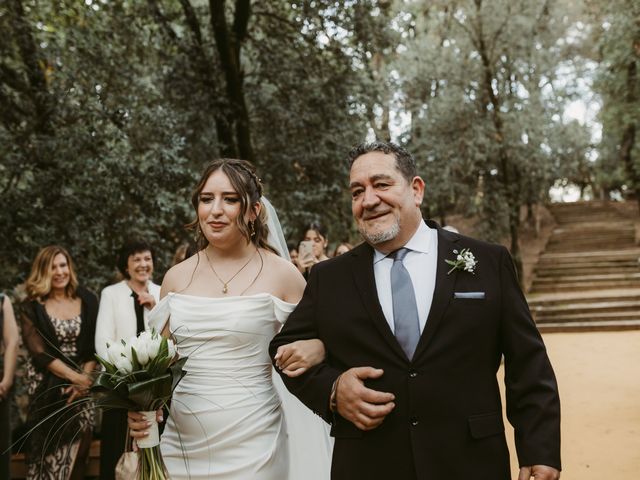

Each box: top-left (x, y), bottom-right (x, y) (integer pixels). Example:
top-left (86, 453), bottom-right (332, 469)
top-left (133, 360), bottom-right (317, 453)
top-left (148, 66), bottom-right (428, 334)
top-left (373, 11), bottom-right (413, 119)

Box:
top-left (9, 0), bottom-right (54, 138)
top-left (209, 0), bottom-right (255, 162)
top-left (174, 0), bottom-right (238, 158)
top-left (621, 57), bottom-right (638, 213)
top-left (620, 123), bottom-right (638, 212)
top-left (472, 1), bottom-right (523, 282)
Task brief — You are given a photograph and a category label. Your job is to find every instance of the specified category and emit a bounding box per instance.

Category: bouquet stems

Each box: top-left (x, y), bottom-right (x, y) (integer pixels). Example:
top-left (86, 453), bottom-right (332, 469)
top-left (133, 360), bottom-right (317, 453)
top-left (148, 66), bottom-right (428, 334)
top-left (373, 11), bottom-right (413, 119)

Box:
top-left (139, 445), bottom-right (169, 480)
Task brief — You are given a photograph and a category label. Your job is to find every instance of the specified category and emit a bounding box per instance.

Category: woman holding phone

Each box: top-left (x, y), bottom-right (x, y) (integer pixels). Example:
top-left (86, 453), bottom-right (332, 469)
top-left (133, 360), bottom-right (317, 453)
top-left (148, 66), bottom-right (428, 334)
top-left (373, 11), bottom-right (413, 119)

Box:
top-left (294, 222), bottom-right (330, 278)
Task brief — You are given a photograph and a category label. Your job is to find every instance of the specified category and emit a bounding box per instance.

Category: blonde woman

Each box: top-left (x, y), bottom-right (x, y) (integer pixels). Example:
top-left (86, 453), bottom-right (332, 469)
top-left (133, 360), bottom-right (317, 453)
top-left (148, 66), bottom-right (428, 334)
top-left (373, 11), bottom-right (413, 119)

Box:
top-left (20, 245), bottom-right (98, 480)
top-left (0, 292), bottom-right (19, 479)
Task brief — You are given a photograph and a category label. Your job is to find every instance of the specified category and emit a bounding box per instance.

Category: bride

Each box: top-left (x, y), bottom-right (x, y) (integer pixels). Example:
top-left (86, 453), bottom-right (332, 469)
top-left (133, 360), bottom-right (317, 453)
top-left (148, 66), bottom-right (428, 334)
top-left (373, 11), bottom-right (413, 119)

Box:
top-left (127, 159), bottom-right (332, 479)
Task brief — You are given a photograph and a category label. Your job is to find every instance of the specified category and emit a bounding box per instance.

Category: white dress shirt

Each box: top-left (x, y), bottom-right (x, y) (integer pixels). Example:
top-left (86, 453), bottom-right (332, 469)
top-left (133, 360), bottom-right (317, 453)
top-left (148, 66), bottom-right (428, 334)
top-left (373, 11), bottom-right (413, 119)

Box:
top-left (94, 279), bottom-right (161, 359)
top-left (373, 220), bottom-right (438, 334)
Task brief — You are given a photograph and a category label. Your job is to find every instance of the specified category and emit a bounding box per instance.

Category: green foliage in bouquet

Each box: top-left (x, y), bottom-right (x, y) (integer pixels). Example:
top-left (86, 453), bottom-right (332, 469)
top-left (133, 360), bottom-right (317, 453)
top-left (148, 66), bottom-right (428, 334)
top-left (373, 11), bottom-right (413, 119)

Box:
top-left (92, 334), bottom-right (186, 411)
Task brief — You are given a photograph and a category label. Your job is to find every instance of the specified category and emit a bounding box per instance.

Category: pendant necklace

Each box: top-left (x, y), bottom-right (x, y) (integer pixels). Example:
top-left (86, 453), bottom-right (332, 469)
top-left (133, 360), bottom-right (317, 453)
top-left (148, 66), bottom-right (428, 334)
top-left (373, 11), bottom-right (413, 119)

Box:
top-left (204, 248), bottom-right (258, 294)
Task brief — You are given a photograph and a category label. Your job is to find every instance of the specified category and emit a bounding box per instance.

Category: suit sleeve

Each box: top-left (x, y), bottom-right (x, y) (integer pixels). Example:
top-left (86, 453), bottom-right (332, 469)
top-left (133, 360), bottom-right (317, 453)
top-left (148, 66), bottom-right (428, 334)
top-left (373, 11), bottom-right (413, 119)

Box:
top-left (498, 246), bottom-right (561, 470)
top-left (269, 264), bottom-right (341, 422)
top-left (95, 287), bottom-right (115, 360)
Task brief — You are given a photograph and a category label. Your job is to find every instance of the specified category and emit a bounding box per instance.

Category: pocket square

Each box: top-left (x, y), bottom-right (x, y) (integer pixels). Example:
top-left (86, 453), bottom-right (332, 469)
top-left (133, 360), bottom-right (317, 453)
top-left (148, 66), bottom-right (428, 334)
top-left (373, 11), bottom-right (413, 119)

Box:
top-left (454, 291), bottom-right (485, 299)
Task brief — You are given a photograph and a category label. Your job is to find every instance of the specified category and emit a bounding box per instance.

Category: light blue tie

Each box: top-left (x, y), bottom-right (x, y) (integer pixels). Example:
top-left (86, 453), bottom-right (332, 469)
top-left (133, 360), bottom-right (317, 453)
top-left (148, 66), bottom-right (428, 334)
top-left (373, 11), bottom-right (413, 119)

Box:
top-left (390, 248), bottom-right (420, 360)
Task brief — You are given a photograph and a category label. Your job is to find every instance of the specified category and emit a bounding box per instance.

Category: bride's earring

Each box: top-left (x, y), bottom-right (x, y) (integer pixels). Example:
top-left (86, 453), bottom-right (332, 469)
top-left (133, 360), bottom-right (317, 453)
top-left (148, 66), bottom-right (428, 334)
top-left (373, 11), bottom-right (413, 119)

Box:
top-left (249, 221), bottom-right (256, 238)
top-left (195, 225), bottom-right (204, 244)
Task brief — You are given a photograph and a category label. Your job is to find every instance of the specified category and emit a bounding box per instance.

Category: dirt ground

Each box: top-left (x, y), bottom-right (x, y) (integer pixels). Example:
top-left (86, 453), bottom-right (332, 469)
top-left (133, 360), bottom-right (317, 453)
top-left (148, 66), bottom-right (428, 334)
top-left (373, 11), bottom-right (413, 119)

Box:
top-left (498, 331), bottom-right (640, 480)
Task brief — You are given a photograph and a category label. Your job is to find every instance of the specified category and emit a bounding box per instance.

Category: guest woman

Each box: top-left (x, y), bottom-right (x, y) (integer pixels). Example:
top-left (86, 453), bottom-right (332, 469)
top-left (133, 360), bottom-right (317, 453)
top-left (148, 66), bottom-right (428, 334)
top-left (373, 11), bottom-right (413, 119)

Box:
top-left (332, 242), bottom-right (353, 257)
top-left (0, 292), bottom-right (19, 479)
top-left (20, 245), bottom-right (98, 480)
top-left (294, 222), bottom-right (330, 278)
top-left (94, 239), bottom-right (160, 480)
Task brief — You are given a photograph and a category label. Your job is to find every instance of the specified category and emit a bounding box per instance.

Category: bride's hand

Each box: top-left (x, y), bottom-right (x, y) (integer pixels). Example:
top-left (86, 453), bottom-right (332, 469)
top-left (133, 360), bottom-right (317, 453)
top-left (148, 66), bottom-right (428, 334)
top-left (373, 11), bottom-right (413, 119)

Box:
top-left (127, 409), bottom-right (164, 450)
top-left (275, 339), bottom-right (326, 377)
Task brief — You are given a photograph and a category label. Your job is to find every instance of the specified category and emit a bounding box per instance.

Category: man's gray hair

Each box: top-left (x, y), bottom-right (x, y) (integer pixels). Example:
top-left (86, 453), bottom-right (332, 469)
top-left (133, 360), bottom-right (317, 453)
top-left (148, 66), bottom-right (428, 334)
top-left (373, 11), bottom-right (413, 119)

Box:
top-left (347, 141), bottom-right (417, 182)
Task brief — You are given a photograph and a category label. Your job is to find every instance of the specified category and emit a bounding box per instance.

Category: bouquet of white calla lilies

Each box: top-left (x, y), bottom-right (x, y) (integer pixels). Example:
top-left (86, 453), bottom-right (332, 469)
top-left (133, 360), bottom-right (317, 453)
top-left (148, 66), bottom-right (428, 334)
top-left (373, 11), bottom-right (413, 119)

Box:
top-left (93, 329), bottom-right (186, 480)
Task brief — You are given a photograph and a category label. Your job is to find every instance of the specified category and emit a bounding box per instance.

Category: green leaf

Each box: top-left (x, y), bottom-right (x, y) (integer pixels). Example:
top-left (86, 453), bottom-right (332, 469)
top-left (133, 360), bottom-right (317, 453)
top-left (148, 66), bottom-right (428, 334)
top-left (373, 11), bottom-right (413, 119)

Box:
top-left (95, 354), bottom-right (117, 375)
top-left (130, 346), bottom-right (142, 371)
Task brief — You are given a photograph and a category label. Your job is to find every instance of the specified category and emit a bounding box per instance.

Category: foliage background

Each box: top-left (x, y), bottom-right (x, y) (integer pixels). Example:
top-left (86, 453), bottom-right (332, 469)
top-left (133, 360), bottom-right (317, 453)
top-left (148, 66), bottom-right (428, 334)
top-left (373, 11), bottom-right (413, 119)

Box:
top-left (0, 0), bottom-right (637, 291)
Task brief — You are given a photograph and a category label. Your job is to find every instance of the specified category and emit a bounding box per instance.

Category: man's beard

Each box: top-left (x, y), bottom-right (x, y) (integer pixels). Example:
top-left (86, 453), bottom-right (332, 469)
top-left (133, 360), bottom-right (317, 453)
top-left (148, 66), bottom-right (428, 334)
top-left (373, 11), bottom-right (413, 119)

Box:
top-left (358, 215), bottom-right (400, 245)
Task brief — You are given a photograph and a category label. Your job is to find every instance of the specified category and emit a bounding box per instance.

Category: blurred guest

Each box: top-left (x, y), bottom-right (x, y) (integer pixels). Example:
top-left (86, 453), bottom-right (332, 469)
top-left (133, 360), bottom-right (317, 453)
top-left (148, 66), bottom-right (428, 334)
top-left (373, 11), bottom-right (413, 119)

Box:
top-left (332, 242), bottom-right (354, 257)
top-left (95, 239), bottom-right (161, 480)
top-left (171, 240), bottom-right (198, 266)
top-left (287, 242), bottom-right (299, 264)
top-left (20, 246), bottom-right (97, 480)
top-left (0, 292), bottom-right (19, 479)
top-left (295, 222), bottom-right (330, 278)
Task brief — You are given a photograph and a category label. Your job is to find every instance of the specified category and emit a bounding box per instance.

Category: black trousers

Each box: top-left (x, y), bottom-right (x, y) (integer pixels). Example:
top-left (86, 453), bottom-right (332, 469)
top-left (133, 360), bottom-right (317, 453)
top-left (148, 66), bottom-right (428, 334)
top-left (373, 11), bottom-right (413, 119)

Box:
top-left (99, 409), bottom-right (128, 480)
top-left (0, 395), bottom-right (10, 480)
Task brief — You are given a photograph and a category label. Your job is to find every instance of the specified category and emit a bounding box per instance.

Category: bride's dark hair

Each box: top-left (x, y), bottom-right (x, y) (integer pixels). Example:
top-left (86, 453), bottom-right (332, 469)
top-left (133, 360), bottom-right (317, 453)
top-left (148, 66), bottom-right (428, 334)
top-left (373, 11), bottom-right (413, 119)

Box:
top-left (186, 159), bottom-right (277, 254)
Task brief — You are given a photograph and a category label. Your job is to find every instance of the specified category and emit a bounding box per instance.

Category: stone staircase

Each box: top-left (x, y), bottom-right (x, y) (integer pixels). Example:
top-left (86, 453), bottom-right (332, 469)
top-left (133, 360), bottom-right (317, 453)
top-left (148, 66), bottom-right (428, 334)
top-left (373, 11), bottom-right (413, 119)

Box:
top-left (527, 201), bottom-right (640, 332)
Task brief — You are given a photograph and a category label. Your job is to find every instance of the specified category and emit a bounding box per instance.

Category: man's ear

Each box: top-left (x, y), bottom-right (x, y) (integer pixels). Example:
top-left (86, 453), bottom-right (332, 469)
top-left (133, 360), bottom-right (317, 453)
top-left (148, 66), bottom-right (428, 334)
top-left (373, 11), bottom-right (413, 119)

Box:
top-left (412, 176), bottom-right (426, 206)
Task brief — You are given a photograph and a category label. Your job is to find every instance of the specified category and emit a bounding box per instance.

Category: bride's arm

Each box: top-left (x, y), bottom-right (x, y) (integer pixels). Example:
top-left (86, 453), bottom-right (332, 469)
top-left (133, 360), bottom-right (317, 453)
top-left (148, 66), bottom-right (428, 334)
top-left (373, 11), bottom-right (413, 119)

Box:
top-left (275, 339), bottom-right (326, 377)
top-left (275, 258), bottom-right (327, 377)
top-left (128, 268), bottom-right (180, 443)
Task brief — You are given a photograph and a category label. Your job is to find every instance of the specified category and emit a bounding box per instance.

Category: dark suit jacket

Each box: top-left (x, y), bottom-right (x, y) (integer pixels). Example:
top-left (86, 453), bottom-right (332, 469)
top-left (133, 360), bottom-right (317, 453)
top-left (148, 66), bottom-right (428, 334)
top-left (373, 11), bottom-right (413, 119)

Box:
top-left (270, 222), bottom-right (561, 480)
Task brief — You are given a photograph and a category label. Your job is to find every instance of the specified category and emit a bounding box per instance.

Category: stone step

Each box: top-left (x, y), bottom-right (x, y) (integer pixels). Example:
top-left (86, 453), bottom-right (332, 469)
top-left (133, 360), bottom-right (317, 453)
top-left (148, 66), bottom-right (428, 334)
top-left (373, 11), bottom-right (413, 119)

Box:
top-left (531, 300), bottom-right (640, 317)
top-left (527, 289), bottom-right (640, 307)
top-left (535, 310), bottom-right (640, 324)
top-left (536, 319), bottom-right (640, 333)
top-left (550, 228), bottom-right (634, 236)
top-left (551, 227), bottom-right (635, 238)
top-left (538, 250), bottom-right (640, 262)
top-left (553, 218), bottom-right (627, 224)
top-left (532, 272), bottom-right (640, 284)
top-left (534, 201), bottom-right (639, 332)
top-left (530, 279), bottom-right (640, 293)
top-left (546, 234), bottom-right (635, 243)
top-left (535, 266), bottom-right (639, 277)
top-left (535, 259), bottom-right (639, 269)
top-left (544, 243), bottom-right (637, 252)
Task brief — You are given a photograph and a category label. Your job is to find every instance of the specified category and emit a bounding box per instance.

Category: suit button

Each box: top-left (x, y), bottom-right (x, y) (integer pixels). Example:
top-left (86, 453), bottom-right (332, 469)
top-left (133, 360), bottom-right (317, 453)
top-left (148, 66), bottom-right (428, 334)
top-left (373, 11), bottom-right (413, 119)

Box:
top-left (409, 370), bottom-right (417, 378)
top-left (410, 417), bottom-right (419, 426)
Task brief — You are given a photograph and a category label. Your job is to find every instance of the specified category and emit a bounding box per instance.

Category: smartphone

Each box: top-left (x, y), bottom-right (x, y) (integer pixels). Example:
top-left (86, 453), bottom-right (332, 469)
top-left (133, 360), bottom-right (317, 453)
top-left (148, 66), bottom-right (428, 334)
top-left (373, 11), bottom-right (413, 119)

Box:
top-left (298, 240), bottom-right (314, 261)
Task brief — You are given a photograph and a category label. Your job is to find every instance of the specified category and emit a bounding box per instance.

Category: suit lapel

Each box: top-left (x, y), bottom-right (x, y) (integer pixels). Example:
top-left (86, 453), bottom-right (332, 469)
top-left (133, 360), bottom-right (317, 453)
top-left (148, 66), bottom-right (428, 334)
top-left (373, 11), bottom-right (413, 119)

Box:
top-left (350, 244), bottom-right (407, 361)
top-left (413, 224), bottom-right (460, 360)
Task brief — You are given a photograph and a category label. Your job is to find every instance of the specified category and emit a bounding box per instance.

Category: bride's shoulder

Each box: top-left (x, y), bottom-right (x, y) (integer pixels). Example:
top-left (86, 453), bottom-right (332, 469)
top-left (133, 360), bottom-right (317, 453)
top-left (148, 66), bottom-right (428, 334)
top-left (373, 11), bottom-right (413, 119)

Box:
top-left (161, 253), bottom-right (203, 294)
top-left (260, 249), bottom-right (305, 297)
top-left (260, 249), bottom-right (299, 276)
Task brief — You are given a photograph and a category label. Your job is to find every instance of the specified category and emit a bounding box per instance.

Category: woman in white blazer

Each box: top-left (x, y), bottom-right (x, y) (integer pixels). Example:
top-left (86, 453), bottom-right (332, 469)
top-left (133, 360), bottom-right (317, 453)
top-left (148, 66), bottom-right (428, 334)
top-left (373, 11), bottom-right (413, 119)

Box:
top-left (95, 240), bottom-right (161, 480)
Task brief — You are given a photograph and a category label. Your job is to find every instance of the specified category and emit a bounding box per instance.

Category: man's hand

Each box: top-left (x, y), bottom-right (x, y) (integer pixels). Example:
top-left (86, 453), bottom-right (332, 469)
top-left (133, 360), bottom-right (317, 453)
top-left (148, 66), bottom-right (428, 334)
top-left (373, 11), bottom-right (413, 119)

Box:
top-left (518, 465), bottom-right (560, 480)
top-left (336, 367), bottom-right (395, 431)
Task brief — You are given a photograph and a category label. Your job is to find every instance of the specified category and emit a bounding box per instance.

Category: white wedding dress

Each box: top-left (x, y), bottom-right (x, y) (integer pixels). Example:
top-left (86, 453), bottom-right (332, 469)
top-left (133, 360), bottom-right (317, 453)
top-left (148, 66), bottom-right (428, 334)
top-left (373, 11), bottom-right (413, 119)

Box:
top-left (148, 292), bottom-right (333, 479)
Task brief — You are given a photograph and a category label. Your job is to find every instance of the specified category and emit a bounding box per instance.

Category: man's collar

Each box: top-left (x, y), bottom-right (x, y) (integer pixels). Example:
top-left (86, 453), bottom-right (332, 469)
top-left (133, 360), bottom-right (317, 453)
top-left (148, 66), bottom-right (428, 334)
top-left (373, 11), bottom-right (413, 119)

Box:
top-left (373, 220), bottom-right (434, 263)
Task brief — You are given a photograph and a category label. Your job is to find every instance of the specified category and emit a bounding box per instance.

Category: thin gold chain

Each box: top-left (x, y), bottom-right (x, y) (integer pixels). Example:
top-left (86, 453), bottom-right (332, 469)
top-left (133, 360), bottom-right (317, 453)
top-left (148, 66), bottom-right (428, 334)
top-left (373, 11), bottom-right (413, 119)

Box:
top-left (239, 249), bottom-right (264, 296)
top-left (204, 248), bottom-right (257, 294)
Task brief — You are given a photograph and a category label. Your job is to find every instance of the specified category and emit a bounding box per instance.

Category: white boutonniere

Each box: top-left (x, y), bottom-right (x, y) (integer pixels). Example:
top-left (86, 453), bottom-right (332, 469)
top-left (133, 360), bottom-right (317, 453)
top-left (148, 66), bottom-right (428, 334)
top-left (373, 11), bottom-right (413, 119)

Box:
top-left (445, 248), bottom-right (477, 275)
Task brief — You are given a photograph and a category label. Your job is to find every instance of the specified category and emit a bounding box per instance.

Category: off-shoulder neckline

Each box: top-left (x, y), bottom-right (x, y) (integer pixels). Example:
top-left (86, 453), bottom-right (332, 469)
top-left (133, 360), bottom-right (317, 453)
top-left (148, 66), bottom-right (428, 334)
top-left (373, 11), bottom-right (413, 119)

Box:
top-left (165, 291), bottom-right (297, 306)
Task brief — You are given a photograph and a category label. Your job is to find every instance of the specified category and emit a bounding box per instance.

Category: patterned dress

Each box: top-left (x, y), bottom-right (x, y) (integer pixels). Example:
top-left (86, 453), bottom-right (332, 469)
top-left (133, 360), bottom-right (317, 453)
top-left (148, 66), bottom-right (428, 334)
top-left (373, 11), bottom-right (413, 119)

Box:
top-left (25, 315), bottom-right (94, 480)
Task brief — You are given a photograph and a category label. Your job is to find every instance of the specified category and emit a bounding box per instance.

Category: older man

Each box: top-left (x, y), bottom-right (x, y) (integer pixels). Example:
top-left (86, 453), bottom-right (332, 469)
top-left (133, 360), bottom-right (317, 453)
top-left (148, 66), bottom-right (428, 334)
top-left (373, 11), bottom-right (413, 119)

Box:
top-left (271, 141), bottom-right (561, 480)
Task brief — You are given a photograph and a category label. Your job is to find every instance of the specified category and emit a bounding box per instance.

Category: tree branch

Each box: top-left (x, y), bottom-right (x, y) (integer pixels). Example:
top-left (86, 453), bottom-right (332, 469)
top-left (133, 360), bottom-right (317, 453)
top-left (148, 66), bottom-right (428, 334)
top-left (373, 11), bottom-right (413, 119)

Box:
top-left (146, 0), bottom-right (180, 44)
top-left (233, 0), bottom-right (251, 44)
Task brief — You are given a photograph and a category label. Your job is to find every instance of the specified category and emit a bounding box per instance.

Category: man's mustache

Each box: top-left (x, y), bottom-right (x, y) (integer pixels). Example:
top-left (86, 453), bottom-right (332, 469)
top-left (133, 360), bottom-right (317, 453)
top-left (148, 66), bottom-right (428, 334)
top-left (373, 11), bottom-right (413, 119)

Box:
top-left (362, 210), bottom-right (391, 221)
